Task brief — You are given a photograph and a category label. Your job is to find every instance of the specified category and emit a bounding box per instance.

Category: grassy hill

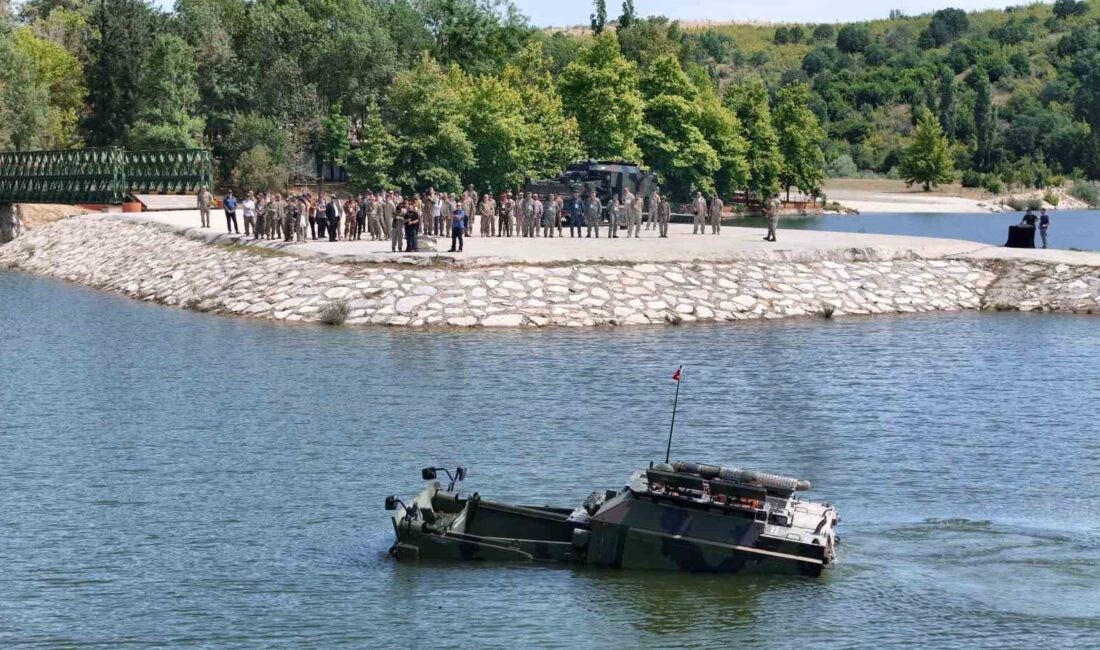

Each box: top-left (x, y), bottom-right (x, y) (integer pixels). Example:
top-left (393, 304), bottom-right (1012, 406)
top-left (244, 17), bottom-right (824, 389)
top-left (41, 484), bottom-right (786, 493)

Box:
top-left (546, 2), bottom-right (1100, 195)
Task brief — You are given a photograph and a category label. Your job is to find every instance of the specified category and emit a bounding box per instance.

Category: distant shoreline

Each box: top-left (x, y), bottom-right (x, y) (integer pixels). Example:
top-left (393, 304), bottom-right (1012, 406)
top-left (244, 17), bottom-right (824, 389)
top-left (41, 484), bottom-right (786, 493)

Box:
top-left (823, 179), bottom-right (1095, 215)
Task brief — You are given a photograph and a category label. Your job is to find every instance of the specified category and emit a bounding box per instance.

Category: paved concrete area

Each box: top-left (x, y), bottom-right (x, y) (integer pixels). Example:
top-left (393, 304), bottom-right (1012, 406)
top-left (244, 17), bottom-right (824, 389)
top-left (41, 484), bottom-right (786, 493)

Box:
top-left (114, 209), bottom-right (1100, 268)
top-left (134, 195), bottom-right (196, 211)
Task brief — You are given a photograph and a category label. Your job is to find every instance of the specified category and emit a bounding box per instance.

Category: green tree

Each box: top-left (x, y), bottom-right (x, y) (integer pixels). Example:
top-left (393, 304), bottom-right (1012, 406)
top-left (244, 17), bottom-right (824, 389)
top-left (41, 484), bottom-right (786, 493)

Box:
top-left (1073, 48), bottom-right (1100, 177)
top-left (617, 0), bottom-right (635, 31)
top-left (900, 107), bottom-right (955, 191)
top-left (0, 31), bottom-right (52, 150)
top-left (836, 24), bottom-right (870, 54)
top-left (500, 41), bottom-right (582, 181)
top-left (82, 0), bottom-right (152, 146)
top-left (418, 0), bottom-right (532, 76)
top-left (346, 101), bottom-right (395, 191)
top-left (638, 53), bottom-right (696, 101)
top-left (464, 74), bottom-right (529, 192)
top-left (723, 77), bottom-right (781, 198)
top-left (1053, 0), bottom-right (1090, 20)
top-left (919, 8), bottom-right (969, 48)
top-left (937, 65), bottom-right (956, 139)
top-left (590, 0), bottom-right (606, 34)
top-left (224, 112), bottom-right (293, 182)
top-left (232, 144), bottom-right (287, 192)
top-left (175, 0), bottom-right (244, 142)
top-left (386, 54), bottom-right (473, 192)
top-left (315, 104), bottom-right (351, 194)
top-left (773, 83), bottom-right (826, 199)
top-left (695, 92), bottom-right (748, 198)
top-left (617, 16), bottom-right (682, 65)
top-left (812, 24), bottom-right (835, 44)
top-left (558, 31), bottom-right (643, 160)
top-left (129, 34), bottom-right (204, 149)
top-left (973, 68), bottom-right (996, 172)
top-left (12, 28), bottom-right (84, 148)
top-left (637, 95), bottom-right (719, 199)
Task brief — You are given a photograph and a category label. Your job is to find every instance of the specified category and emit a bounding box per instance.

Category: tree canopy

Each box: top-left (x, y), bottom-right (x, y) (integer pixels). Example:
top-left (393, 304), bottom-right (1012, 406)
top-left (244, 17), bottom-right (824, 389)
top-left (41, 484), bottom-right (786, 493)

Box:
top-left (5, 0), bottom-right (1100, 199)
top-left (901, 107), bottom-right (956, 191)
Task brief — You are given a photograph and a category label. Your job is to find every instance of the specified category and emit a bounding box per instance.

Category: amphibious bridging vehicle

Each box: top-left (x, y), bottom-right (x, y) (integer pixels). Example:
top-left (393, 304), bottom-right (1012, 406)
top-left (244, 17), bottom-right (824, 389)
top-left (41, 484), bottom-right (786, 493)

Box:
top-left (385, 461), bottom-right (839, 576)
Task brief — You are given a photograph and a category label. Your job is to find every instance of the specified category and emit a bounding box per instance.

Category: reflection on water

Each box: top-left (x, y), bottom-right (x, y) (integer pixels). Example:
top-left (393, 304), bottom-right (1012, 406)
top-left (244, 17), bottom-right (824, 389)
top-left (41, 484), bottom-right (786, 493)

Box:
top-left (738, 209), bottom-right (1099, 250)
top-left (2, 271), bottom-right (1099, 648)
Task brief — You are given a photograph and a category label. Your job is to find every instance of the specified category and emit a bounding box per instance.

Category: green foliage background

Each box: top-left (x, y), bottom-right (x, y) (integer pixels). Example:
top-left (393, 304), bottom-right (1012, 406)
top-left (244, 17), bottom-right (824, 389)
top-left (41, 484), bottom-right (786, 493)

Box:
top-left (4, 0), bottom-right (1100, 198)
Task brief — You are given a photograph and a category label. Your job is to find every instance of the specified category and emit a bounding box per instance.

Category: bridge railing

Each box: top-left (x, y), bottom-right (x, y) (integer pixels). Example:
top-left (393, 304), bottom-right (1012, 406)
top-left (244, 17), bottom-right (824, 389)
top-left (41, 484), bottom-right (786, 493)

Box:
top-left (125, 149), bottom-right (213, 195)
top-left (0, 147), bottom-right (213, 205)
top-left (0, 148), bottom-right (128, 205)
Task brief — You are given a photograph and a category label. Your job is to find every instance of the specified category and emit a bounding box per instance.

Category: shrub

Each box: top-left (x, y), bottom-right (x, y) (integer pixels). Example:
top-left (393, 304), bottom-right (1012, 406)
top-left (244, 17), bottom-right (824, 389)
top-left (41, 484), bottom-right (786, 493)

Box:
top-left (1026, 197), bottom-right (1043, 211)
top-left (1005, 197), bottom-right (1027, 211)
top-left (1043, 190), bottom-right (1060, 207)
top-left (232, 145), bottom-right (288, 193)
top-left (961, 170), bottom-right (984, 188)
top-left (319, 299), bottom-right (349, 326)
top-left (1070, 180), bottom-right (1100, 207)
top-left (826, 154), bottom-right (859, 178)
top-left (983, 176), bottom-right (1003, 194)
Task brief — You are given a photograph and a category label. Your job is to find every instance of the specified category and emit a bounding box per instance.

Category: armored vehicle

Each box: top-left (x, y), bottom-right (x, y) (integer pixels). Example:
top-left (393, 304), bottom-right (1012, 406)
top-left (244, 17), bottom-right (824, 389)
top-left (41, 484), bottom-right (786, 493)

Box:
top-left (524, 160), bottom-right (658, 203)
top-left (386, 461), bottom-right (839, 576)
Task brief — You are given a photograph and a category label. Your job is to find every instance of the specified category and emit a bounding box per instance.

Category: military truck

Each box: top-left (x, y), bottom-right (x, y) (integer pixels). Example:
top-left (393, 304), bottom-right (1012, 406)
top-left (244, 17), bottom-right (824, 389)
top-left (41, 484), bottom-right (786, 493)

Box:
top-left (385, 460), bottom-right (840, 576)
top-left (524, 160), bottom-right (658, 203)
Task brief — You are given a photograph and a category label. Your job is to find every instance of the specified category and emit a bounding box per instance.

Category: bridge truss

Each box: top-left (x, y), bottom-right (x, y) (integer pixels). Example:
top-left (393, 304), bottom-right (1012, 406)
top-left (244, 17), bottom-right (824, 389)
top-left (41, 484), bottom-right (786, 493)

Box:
top-left (0, 147), bottom-right (213, 205)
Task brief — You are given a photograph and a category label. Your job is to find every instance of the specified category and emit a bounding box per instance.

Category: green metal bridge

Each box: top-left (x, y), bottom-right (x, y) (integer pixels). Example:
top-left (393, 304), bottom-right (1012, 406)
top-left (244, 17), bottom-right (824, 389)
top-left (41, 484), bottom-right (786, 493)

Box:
top-left (0, 147), bottom-right (214, 205)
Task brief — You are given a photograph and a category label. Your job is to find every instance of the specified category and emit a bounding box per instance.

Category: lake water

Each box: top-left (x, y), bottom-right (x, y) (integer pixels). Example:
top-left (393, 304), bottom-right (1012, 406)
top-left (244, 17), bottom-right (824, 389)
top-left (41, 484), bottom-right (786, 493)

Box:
top-left (2, 271), bottom-right (1099, 648)
top-left (740, 209), bottom-right (1099, 251)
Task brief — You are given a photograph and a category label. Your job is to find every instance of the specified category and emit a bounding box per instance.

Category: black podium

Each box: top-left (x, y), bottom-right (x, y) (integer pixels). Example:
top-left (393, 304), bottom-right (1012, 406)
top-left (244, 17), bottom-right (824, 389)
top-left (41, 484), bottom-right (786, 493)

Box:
top-left (1005, 225), bottom-right (1036, 248)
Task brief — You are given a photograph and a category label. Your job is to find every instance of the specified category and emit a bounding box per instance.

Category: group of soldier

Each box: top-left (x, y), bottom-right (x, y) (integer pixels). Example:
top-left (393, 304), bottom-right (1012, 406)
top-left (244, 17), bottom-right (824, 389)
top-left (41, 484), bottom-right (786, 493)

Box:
top-left (196, 183), bottom-right (785, 253)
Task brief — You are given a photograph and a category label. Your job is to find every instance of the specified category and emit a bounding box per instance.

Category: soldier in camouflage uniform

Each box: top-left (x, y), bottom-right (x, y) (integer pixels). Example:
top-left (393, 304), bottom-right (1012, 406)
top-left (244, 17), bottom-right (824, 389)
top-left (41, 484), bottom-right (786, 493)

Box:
top-left (510, 192), bottom-right (523, 237)
top-left (584, 190), bottom-right (602, 238)
top-left (463, 186), bottom-right (477, 236)
top-left (268, 195), bottom-right (283, 241)
top-left (631, 192), bottom-right (644, 237)
top-left (522, 193), bottom-right (536, 237)
top-left (606, 196), bottom-right (621, 238)
top-left (655, 190), bottom-right (671, 238)
top-left (646, 189), bottom-right (660, 231)
top-left (382, 192), bottom-right (394, 240)
top-left (764, 193), bottom-right (781, 242)
top-left (479, 192), bottom-right (496, 237)
top-left (497, 192), bottom-right (512, 237)
top-left (283, 196), bottom-right (297, 242)
top-left (254, 194), bottom-right (267, 240)
top-left (710, 195), bottom-right (724, 235)
top-left (542, 194), bottom-right (558, 238)
top-left (197, 186), bottom-right (212, 228)
top-left (692, 192), bottom-right (707, 234)
top-left (420, 191), bottom-right (434, 236)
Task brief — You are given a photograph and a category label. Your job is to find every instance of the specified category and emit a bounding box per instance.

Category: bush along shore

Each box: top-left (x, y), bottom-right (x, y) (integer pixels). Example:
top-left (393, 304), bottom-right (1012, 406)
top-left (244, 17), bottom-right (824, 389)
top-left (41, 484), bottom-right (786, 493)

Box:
top-left (2, 215), bottom-right (1099, 328)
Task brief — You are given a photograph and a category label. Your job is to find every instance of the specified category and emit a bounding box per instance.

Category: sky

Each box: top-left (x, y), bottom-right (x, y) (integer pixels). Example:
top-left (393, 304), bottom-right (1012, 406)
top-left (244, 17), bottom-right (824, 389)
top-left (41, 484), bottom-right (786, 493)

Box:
top-left (516, 0), bottom-right (1039, 27)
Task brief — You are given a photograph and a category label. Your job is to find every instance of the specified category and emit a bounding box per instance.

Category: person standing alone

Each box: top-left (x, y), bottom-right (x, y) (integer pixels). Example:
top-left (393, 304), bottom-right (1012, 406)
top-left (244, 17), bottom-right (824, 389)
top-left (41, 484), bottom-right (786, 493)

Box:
top-left (197, 186), bottom-right (212, 229)
top-left (764, 193), bottom-right (781, 242)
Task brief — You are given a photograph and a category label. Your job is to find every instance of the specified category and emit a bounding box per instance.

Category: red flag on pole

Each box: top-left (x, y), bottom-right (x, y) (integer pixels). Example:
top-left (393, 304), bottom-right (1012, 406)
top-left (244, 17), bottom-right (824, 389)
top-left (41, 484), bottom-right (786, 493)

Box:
top-left (672, 367), bottom-right (682, 382)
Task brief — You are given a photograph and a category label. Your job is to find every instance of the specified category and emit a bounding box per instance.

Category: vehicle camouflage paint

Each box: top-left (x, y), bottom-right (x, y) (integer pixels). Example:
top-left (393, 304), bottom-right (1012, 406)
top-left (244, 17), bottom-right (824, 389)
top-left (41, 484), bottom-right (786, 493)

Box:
top-left (385, 462), bottom-right (840, 576)
top-left (523, 160), bottom-right (657, 204)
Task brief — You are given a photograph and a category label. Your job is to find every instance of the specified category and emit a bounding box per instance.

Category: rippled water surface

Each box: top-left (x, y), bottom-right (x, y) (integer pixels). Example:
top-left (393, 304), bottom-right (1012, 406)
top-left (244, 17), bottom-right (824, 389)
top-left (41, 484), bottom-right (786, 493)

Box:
top-left (740, 209), bottom-right (1099, 250)
top-left (2, 272), bottom-right (1099, 648)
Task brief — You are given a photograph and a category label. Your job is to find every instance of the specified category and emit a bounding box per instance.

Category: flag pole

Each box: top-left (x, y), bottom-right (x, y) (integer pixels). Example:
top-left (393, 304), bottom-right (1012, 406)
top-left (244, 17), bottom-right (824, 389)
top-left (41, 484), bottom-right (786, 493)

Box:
top-left (664, 366), bottom-right (683, 464)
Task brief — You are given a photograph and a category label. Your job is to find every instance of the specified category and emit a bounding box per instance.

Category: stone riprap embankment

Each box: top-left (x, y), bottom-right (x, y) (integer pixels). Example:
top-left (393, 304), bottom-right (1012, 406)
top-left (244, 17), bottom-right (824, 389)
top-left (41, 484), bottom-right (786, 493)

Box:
top-left (1, 215), bottom-right (1098, 327)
